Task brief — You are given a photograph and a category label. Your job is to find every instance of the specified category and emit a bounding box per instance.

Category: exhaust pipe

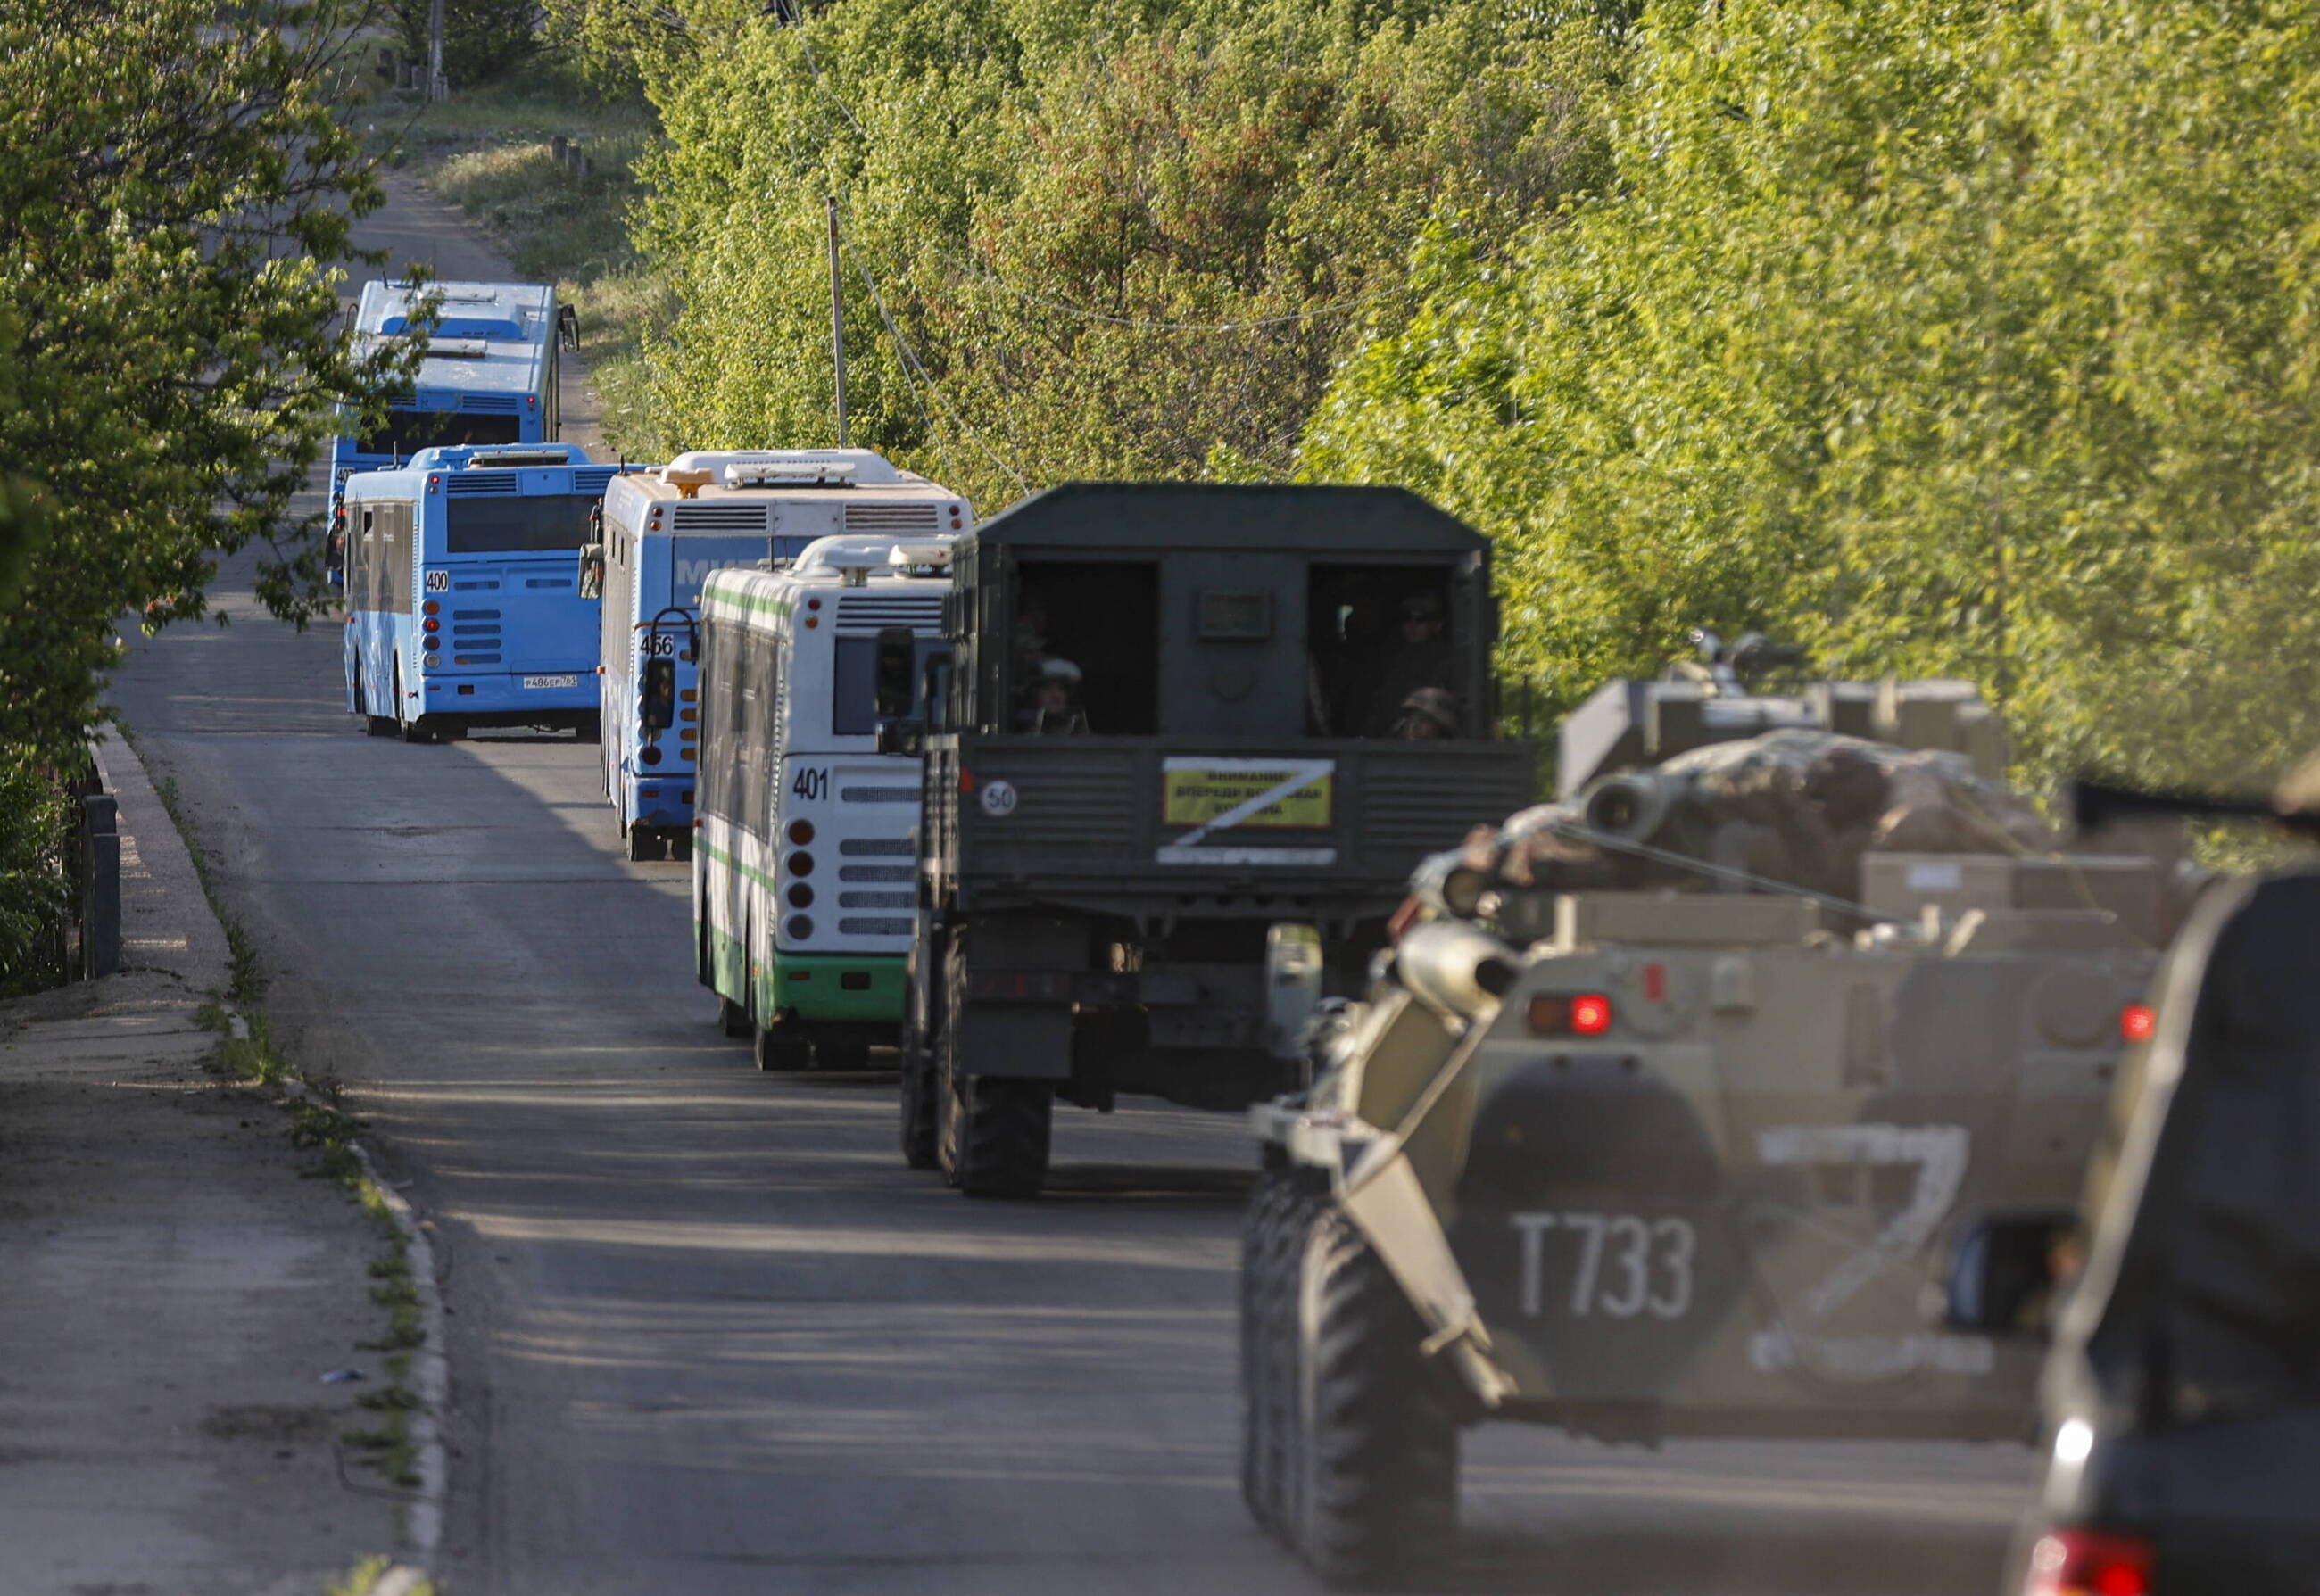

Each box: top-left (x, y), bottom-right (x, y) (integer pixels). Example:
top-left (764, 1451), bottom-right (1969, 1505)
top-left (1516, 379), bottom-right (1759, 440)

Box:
top-left (1395, 919), bottom-right (1520, 1025)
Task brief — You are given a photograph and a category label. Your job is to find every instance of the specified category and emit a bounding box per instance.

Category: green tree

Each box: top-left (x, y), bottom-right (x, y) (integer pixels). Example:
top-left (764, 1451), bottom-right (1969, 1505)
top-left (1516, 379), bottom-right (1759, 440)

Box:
top-left (1308, 0), bottom-right (2320, 795)
top-left (0, 1), bottom-right (413, 757)
top-left (620, 0), bottom-right (1621, 509)
top-left (390, 0), bottom-right (539, 87)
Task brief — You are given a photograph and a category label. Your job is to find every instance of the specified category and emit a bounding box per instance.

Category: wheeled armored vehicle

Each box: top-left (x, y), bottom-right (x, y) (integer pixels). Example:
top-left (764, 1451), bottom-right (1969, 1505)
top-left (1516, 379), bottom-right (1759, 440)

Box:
top-left (885, 483), bottom-right (1534, 1197)
top-left (1240, 644), bottom-right (2179, 1587)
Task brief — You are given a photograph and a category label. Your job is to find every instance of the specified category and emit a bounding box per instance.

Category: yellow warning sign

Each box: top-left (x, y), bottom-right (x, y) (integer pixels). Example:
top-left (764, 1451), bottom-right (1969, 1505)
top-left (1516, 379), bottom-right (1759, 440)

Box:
top-left (1162, 764), bottom-right (1334, 830)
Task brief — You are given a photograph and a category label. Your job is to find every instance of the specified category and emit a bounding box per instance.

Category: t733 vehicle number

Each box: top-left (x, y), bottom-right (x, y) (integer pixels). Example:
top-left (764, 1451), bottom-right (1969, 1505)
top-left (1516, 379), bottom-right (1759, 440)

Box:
top-left (1511, 1211), bottom-right (1696, 1319)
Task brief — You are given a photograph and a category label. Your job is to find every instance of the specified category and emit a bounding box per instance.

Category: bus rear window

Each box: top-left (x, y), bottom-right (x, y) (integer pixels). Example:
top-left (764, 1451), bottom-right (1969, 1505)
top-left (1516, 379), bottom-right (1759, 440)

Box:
top-left (356, 409), bottom-right (522, 458)
top-left (833, 633), bottom-right (943, 734)
top-left (445, 496), bottom-right (595, 554)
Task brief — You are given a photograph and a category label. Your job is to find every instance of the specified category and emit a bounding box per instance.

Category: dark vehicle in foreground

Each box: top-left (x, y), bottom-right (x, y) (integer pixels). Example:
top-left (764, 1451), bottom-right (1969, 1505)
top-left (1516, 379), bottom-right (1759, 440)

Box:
top-left (1242, 649), bottom-right (2182, 1588)
top-left (887, 483), bottom-right (1533, 1197)
top-left (1950, 781), bottom-right (2320, 1596)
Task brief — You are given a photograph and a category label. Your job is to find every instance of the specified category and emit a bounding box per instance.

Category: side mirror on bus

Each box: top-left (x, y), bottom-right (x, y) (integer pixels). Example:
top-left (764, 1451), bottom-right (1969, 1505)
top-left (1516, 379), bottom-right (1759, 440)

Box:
top-left (640, 656), bottom-right (676, 733)
top-left (1944, 1211), bottom-right (2079, 1338)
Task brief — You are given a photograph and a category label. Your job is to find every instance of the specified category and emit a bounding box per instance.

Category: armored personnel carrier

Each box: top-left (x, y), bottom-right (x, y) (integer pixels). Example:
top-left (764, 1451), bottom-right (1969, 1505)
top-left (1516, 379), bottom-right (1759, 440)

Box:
top-left (1239, 638), bottom-right (2178, 1588)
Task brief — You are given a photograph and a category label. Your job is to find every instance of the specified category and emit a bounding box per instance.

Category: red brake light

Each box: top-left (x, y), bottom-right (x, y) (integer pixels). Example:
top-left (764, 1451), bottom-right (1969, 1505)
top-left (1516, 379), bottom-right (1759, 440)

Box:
top-left (2023, 1529), bottom-right (2153, 1596)
top-left (422, 600), bottom-right (440, 616)
top-left (2120, 1003), bottom-right (2157, 1044)
top-left (1527, 993), bottom-right (1614, 1037)
top-left (957, 766), bottom-right (975, 793)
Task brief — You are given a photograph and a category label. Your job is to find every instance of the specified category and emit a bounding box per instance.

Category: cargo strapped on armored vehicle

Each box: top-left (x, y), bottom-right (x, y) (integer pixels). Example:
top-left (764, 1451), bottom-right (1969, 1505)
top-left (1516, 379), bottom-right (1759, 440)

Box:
top-left (1239, 637), bottom-right (2181, 1589)
top-left (890, 482), bottom-right (1536, 1199)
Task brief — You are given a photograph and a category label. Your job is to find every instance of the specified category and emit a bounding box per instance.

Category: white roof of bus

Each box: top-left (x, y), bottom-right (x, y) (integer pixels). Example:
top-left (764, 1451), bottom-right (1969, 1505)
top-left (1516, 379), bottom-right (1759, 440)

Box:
top-left (609, 449), bottom-right (960, 506)
top-left (353, 279), bottom-right (551, 397)
top-left (700, 557), bottom-right (954, 625)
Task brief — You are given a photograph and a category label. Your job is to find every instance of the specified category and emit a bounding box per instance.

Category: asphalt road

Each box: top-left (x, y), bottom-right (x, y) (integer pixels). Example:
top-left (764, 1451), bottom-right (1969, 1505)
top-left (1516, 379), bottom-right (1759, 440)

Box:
top-left (103, 195), bottom-right (2038, 1596)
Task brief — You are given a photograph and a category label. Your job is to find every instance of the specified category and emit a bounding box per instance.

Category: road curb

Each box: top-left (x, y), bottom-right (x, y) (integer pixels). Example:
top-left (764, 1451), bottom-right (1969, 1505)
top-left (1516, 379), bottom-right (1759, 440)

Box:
top-left (354, 1139), bottom-right (452, 1560)
top-left (107, 723), bottom-right (450, 1577)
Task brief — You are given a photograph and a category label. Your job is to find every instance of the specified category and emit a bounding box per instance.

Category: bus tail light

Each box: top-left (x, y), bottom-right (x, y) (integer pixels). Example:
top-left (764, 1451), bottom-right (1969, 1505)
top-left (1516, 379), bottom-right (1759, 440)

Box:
top-left (787, 820), bottom-right (815, 844)
top-left (423, 600), bottom-right (440, 616)
top-left (423, 617), bottom-right (439, 633)
top-left (2120, 1004), bottom-right (2157, 1043)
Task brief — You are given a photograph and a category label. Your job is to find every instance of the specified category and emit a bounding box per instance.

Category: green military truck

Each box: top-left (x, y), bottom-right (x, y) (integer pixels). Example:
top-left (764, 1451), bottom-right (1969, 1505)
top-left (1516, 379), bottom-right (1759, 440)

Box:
top-left (885, 483), bottom-right (1534, 1197)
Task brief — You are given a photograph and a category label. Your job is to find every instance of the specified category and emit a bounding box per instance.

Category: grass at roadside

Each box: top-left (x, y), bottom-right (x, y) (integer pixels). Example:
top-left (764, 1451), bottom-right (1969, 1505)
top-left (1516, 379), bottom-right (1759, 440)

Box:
top-left (136, 725), bottom-right (429, 1495)
top-left (350, 51), bottom-right (670, 454)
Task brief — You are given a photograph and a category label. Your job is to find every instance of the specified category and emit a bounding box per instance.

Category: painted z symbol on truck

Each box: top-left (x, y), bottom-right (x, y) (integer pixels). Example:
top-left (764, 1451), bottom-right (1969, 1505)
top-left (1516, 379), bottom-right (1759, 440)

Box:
top-left (1156, 757), bottom-right (1337, 866)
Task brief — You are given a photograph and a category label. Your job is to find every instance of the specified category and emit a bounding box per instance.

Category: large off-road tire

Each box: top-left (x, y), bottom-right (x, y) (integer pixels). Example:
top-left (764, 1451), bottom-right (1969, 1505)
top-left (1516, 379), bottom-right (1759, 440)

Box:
top-left (813, 1032), bottom-right (871, 1071)
top-left (718, 997), bottom-right (751, 1039)
top-left (898, 934), bottom-right (943, 1170)
top-left (754, 1022), bottom-right (812, 1071)
top-left (1241, 1168), bottom-right (1315, 1542)
top-left (1293, 1203), bottom-right (1461, 1589)
top-left (935, 936), bottom-right (1052, 1198)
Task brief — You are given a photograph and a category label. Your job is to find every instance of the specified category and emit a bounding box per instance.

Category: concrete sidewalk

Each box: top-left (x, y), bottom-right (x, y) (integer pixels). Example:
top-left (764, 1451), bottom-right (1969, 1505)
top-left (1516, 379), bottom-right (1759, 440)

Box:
top-left (0, 729), bottom-right (402, 1595)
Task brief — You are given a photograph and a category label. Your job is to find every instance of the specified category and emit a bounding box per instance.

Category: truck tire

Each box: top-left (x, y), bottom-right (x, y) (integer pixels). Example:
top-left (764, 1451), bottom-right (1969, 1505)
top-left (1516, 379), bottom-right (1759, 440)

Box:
top-left (936, 936), bottom-right (1052, 1198)
top-left (626, 825), bottom-right (663, 863)
top-left (1241, 1168), bottom-right (1314, 1542)
top-left (718, 997), bottom-right (751, 1038)
top-left (754, 1022), bottom-right (811, 1071)
top-left (1295, 1202), bottom-right (1460, 1589)
top-left (813, 1032), bottom-right (870, 1071)
top-left (897, 938), bottom-right (942, 1170)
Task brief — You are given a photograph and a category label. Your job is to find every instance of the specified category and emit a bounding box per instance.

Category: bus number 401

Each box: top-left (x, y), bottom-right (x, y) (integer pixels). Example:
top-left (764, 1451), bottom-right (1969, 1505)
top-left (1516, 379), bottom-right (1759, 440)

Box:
top-left (792, 767), bottom-right (828, 802)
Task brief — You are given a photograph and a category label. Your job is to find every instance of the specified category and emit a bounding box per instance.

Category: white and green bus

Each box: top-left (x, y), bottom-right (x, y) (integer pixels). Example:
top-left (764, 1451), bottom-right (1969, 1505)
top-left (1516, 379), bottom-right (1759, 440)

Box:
top-left (693, 534), bottom-right (959, 1069)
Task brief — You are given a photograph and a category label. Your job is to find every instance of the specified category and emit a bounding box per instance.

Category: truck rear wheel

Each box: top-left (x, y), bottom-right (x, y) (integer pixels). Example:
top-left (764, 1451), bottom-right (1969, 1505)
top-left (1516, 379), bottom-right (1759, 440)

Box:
top-left (898, 943), bottom-right (941, 1170)
top-left (754, 1022), bottom-right (811, 1071)
top-left (626, 825), bottom-right (664, 863)
top-left (1294, 1202), bottom-right (1460, 1589)
top-left (936, 936), bottom-right (1052, 1198)
top-left (717, 997), bottom-right (751, 1038)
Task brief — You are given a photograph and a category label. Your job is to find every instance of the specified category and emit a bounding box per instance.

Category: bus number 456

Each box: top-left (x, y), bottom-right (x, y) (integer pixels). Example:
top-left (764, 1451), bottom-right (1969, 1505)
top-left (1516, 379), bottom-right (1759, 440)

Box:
top-left (1512, 1211), bottom-right (1695, 1319)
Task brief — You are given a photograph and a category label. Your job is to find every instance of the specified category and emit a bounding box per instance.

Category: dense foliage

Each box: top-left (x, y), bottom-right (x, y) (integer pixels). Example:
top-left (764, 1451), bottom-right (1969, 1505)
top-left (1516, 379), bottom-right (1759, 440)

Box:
top-left (0, 0), bottom-right (410, 987)
top-left (391, 0), bottom-right (541, 87)
top-left (1308, 0), bottom-right (2320, 792)
top-left (574, 0), bottom-right (1623, 504)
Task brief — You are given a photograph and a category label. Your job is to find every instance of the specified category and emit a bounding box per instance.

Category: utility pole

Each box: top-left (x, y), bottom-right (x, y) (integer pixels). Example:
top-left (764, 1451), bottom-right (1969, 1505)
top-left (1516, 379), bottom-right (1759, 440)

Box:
top-left (427, 0), bottom-right (447, 103)
top-left (826, 195), bottom-right (849, 447)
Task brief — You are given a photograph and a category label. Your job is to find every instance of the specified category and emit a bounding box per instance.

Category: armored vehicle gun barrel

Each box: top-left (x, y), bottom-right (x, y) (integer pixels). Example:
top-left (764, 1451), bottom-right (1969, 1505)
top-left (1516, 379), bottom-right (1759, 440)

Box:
top-left (2072, 776), bottom-right (2320, 839)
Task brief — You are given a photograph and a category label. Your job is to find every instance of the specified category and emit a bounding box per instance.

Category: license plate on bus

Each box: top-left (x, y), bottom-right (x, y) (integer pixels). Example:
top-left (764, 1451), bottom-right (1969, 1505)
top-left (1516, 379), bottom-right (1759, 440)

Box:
top-left (522, 674), bottom-right (579, 690)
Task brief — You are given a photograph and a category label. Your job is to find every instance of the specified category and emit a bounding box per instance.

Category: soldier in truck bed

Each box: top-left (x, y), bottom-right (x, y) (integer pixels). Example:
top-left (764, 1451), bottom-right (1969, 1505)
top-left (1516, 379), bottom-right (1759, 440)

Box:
top-left (1360, 589), bottom-right (1456, 735)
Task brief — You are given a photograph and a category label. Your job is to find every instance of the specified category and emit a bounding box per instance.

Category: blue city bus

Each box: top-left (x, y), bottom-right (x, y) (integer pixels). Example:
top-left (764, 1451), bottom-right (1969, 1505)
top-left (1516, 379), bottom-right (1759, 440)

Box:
top-left (595, 450), bottom-right (971, 860)
top-left (343, 444), bottom-right (619, 742)
top-left (329, 280), bottom-right (567, 561)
